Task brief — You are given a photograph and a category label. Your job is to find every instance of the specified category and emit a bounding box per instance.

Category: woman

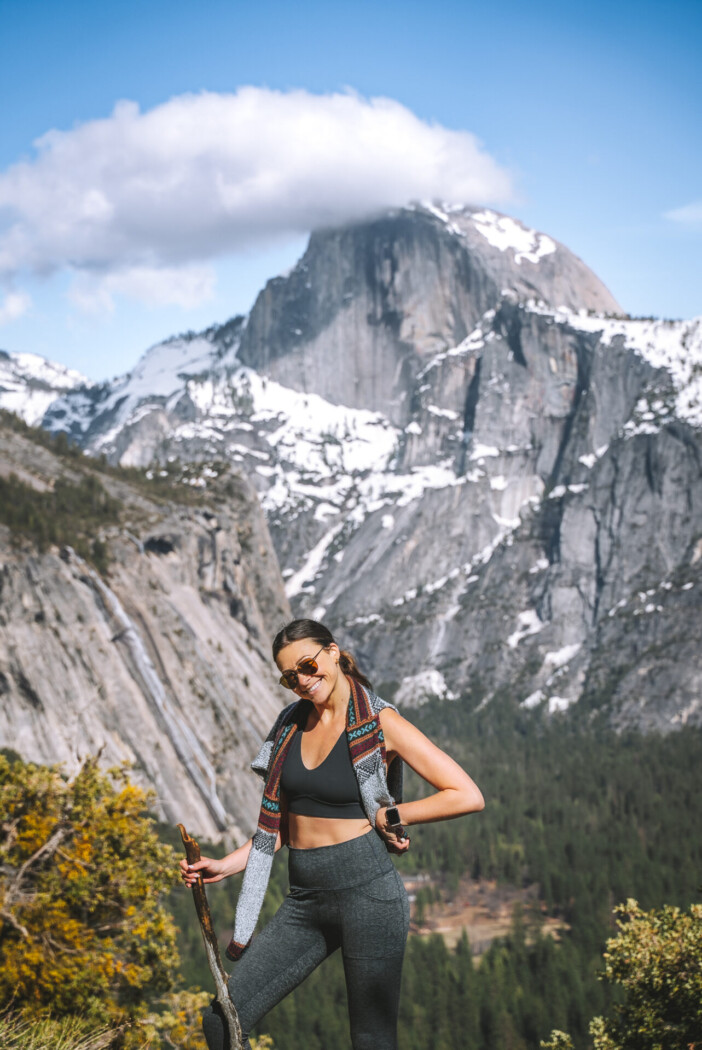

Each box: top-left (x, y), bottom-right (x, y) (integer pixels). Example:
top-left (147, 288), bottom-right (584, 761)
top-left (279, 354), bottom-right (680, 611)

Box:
top-left (181, 619), bottom-right (484, 1050)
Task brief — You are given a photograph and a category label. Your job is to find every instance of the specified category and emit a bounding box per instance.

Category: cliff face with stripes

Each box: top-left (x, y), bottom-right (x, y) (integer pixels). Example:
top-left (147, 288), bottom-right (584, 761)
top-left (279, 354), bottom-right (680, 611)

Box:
top-left (0, 421), bottom-right (289, 841)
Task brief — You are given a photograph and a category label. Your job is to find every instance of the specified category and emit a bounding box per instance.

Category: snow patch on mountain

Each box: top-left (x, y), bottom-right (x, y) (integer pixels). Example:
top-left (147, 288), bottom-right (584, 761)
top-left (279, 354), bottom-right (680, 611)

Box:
top-left (507, 609), bottom-right (545, 648)
top-left (528, 305), bottom-right (702, 429)
top-left (412, 202), bottom-right (557, 267)
top-left (395, 669), bottom-right (456, 708)
top-left (0, 350), bottom-right (87, 425)
top-left (94, 336), bottom-right (224, 448)
top-left (471, 210), bottom-right (557, 265)
top-left (285, 522), bottom-right (345, 598)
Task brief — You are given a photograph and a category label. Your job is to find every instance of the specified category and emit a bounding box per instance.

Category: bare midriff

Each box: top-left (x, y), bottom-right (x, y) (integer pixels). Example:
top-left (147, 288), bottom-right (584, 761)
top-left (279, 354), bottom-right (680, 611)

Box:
top-left (287, 813), bottom-right (373, 850)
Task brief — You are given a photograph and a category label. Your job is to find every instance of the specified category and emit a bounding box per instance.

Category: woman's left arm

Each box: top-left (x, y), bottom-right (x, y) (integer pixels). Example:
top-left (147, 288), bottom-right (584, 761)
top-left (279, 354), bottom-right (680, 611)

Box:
top-left (377, 708), bottom-right (484, 837)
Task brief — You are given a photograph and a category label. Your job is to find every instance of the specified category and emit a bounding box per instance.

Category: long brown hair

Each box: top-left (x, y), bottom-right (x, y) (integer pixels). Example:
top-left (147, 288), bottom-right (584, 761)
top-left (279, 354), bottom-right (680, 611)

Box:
top-left (272, 619), bottom-right (373, 691)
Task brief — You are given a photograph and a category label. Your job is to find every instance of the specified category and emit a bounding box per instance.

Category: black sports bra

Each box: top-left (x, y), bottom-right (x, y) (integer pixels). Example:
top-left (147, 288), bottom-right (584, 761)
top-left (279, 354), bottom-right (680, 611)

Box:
top-left (280, 729), bottom-right (366, 819)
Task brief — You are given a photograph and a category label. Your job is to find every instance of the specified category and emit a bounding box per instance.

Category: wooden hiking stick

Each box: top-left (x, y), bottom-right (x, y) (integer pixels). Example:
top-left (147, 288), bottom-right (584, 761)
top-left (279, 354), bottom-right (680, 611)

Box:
top-left (177, 824), bottom-right (244, 1050)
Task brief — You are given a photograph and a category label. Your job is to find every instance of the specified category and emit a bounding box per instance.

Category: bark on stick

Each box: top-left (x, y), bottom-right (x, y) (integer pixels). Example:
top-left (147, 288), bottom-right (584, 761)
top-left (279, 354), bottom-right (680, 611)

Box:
top-left (177, 824), bottom-right (244, 1050)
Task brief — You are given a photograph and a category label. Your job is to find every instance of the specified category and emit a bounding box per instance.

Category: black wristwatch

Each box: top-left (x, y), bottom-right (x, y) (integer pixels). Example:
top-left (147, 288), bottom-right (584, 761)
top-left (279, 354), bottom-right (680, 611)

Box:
top-left (384, 806), bottom-right (407, 838)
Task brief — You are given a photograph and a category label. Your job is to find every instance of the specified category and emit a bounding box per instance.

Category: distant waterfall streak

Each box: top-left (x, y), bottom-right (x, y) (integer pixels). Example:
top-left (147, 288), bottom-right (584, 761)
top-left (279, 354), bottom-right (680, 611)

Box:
top-left (74, 552), bottom-right (230, 830)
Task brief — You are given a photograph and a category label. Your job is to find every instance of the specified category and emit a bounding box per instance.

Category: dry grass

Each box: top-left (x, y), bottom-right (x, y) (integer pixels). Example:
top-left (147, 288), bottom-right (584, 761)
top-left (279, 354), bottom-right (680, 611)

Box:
top-left (0, 1013), bottom-right (117, 1050)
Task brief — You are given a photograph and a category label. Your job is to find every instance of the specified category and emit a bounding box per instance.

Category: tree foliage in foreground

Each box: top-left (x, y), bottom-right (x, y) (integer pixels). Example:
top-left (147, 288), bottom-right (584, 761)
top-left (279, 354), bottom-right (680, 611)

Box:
top-left (591, 898), bottom-right (702, 1050)
top-left (0, 754), bottom-right (178, 1038)
top-left (541, 898), bottom-right (702, 1050)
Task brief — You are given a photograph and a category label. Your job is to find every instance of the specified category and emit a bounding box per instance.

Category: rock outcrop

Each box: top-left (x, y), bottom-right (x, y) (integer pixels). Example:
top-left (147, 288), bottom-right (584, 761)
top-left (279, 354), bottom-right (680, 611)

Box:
top-left (237, 205), bottom-right (621, 423)
top-left (317, 305), bottom-right (702, 732)
top-left (0, 422), bottom-right (289, 840)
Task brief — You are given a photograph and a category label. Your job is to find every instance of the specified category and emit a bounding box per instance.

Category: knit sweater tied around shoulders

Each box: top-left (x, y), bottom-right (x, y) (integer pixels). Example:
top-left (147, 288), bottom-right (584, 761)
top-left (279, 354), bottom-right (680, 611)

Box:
top-left (226, 679), bottom-right (403, 960)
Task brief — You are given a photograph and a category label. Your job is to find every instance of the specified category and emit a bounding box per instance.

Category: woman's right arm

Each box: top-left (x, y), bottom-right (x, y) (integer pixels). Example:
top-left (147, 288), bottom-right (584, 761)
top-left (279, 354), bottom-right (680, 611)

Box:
top-left (180, 838), bottom-right (253, 887)
top-left (180, 827), bottom-right (286, 888)
top-left (181, 785), bottom-right (289, 888)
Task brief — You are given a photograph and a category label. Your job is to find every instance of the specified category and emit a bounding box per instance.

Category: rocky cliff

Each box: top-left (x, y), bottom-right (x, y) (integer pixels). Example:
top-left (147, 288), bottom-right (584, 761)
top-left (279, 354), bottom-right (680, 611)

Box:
top-left (1, 202), bottom-right (700, 739)
top-left (318, 304), bottom-right (702, 730)
top-left (0, 420), bottom-right (289, 840)
top-left (238, 204), bottom-right (620, 423)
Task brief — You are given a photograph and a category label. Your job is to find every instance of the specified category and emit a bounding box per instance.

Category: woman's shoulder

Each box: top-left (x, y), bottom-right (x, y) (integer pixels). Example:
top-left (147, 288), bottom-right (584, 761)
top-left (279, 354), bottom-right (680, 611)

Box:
top-left (365, 688), bottom-right (399, 717)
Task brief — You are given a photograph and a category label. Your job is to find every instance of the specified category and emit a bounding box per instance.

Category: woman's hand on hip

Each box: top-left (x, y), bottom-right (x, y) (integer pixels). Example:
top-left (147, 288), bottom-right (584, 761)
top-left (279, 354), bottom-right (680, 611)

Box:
top-left (376, 807), bottom-right (410, 854)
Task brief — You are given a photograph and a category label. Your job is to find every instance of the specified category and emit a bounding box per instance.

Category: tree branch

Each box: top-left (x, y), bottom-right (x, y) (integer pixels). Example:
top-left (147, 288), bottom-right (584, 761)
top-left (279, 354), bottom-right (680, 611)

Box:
top-left (0, 907), bottom-right (30, 939)
top-left (6, 826), bottom-right (66, 905)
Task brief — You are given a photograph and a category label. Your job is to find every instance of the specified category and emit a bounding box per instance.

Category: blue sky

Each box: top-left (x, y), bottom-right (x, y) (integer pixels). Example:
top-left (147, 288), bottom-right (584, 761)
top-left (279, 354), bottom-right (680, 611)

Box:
top-left (0, 0), bottom-right (700, 380)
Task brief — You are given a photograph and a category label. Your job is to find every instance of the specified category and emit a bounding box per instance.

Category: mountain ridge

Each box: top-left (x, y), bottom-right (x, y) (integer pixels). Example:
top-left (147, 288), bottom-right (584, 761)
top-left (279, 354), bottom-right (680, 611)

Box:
top-left (1, 202), bottom-right (700, 749)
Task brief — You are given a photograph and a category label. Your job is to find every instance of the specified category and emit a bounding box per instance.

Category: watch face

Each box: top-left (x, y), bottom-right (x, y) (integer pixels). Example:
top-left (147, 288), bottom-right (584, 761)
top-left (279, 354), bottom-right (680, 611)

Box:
top-left (386, 806), bottom-right (402, 826)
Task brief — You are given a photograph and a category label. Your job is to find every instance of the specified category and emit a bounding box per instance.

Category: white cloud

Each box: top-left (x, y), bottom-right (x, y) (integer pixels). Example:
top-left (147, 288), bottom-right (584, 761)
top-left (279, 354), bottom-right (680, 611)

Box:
top-left (664, 201), bottom-right (702, 225)
top-left (67, 264), bottom-right (216, 314)
top-left (0, 88), bottom-right (513, 308)
top-left (0, 290), bottom-right (31, 325)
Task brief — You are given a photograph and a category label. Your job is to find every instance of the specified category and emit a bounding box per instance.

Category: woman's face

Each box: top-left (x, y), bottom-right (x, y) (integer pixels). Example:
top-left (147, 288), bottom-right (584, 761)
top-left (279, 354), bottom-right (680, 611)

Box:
top-left (275, 639), bottom-right (344, 706)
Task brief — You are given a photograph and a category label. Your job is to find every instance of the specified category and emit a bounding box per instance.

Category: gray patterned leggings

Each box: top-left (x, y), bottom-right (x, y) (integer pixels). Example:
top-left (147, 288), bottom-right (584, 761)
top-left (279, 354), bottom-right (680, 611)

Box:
top-left (202, 829), bottom-right (410, 1050)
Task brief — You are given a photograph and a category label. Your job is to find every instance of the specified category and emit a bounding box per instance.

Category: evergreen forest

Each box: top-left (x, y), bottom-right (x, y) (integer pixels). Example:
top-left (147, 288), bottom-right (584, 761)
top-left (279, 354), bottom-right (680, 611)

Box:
top-left (168, 703), bottom-right (702, 1050)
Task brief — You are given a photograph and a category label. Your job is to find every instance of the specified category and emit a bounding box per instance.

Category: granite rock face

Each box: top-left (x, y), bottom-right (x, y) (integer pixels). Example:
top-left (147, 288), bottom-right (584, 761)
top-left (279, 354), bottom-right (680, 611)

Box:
top-left (0, 424), bottom-right (289, 841)
top-left (327, 315), bottom-right (702, 729)
top-left (238, 205), bottom-right (621, 424)
top-left (2, 202), bottom-right (700, 740)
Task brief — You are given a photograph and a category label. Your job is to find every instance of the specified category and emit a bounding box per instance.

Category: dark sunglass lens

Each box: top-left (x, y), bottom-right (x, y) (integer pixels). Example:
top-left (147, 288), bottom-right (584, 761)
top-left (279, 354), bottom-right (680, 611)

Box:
top-left (279, 654), bottom-right (320, 690)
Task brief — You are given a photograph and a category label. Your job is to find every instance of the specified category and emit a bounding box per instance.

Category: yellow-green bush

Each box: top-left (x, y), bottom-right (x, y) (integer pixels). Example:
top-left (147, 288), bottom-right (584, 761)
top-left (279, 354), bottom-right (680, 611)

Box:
top-left (541, 898), bottom-right (702, 1050)
top-left (0, 754), bottom-right (178, 1034)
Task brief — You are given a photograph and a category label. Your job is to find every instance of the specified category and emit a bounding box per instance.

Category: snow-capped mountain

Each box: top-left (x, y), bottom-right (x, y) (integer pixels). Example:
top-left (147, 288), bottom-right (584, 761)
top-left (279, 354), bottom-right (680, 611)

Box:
top-left (4, 203), bottom-right (702, 733)
top-left (0, 349), bottom-right (87, 425)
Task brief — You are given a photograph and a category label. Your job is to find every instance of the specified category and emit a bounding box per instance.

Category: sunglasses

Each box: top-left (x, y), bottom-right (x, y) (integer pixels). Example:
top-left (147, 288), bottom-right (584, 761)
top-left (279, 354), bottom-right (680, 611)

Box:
top-left (278, 645), bottom-right (327, 690)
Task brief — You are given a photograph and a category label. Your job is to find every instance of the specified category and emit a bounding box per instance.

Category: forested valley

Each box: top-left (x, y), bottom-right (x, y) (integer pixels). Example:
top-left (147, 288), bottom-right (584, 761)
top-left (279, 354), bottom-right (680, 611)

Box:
top-left (168, 704), bottom-right (702, 1050)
